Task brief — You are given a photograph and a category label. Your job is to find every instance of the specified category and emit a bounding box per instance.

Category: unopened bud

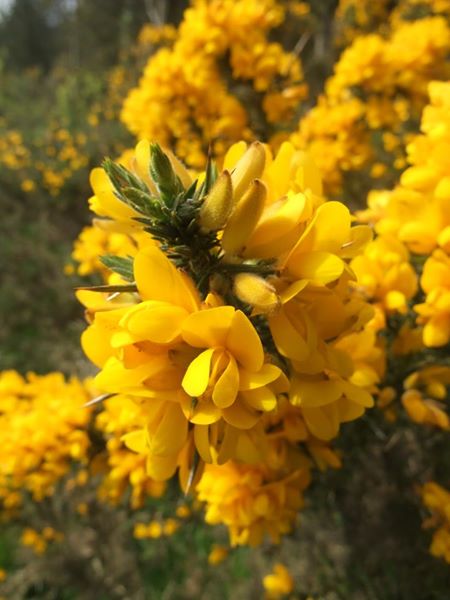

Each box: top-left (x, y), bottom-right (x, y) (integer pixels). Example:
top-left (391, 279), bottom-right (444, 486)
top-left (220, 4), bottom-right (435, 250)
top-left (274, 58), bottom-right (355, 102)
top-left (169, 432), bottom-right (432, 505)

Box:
top-left (199, 171), bottom-right (233, 231)
top-left (233, 273), bottom-right (280, 314)
top-left (221, 179), bottom-right (267, 255)
top-left (231, 141), bottom-right (266, 202)
top-left (149, 143), bottom-right (184, 205)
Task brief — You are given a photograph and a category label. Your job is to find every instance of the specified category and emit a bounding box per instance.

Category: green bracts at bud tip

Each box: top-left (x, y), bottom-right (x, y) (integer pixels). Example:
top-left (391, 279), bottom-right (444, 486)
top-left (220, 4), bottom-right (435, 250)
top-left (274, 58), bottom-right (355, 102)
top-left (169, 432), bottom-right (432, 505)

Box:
top-left (150, 143), bottom-right (184, 206)
top-left (231, 141), bottom-right (266, 202)
top-left (199, 170), bottom-right (233, 231)
top-left (221, 179), bottom-right (267, 255)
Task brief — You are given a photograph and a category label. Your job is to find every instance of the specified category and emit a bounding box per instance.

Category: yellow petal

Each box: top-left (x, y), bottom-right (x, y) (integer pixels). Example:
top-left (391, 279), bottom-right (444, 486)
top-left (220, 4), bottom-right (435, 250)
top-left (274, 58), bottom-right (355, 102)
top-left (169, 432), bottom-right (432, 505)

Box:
top-left (149, 402), bottom-right (188, 455)
top-left (182, 306), bottom-right (235, 348)
top-left (295, 152), bottom-right (323, 196)
top-left (146, 453), bottom-right (178, 481)
top-left (336, 397), bottom-right (365, 422)
top-left (244, 192), bottom-right (307, 257)
top-left (212, 355), bottom-right (240, 408)
top-left (269, 310), bottom-right (310, 361)
top-left (238, 363), bottom-right (283, 390)
top-left (120, 301), bottom-right (188, 344)
top-left (134, 246), bottom-right (199, 312)
top-left (265, 141), bottom-right (296, 198)
top-left (222, 402), bottom-right (260, 429)
top-left (240, 388), bottom-right (277, 411)
top-left (340, 225), bottom-right (373, 258)
top-left (194, 425), bottom-right (213, 463)
top-left (279, 279), bottom-right (309, 304)
top-left (288, 201), bottom-right (351, 258)
top-left (215, 425), bottom-right (239, 464)
top-left (287, 251), bottom-right (344, 284)
top-left (290, 378), bottom-right (342, 408)
top-left (226, 310), bottom-right (264, 371)
top-left (164, 147), bottom-right (192, 189)
top-left (133, 139), bottom-right (157, 193)
top-left (302, 404), bottom-right (339, 440)
top-left (223, 141), bottom-right (247, 171)
top-left (90, 167), bottom-right (137, 221)
top-left (81, 324), bottom-right (112, 368)
top-left (122, 429), bottom-right (147, 453)
top-left (341, 381), bottom-right (374, 408)
top-left (182, 348), bottom-right (215, 397)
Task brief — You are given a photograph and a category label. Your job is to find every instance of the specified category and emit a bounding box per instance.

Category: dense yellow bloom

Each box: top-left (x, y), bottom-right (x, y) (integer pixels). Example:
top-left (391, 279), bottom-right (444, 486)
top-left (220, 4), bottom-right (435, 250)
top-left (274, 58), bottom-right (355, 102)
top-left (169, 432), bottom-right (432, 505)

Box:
top-left (0, 371), bottom-right (92, 507)
top-left (121, 0), bottom-right (306, 167)
top-left (415, 250), bottom-right (450, 347)
top-left (196, 460), bottom-right (310, 546)
top-left (351, 235), bottom-right (418, 314)
top-left (293, 17), bottom-right (450, 194)
top-left (361, 81), bottom-right (450, 255)
top-left (78, 138), bottom-right (375, 545)
top-left (263, 563), bottom-right (294, 599)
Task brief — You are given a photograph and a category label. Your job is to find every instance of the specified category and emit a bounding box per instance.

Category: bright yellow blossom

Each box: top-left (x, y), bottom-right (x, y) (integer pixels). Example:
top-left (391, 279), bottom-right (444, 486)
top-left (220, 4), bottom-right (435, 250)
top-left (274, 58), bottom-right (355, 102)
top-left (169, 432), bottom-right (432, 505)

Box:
top-left (263, 563), bottom-right (294, 599)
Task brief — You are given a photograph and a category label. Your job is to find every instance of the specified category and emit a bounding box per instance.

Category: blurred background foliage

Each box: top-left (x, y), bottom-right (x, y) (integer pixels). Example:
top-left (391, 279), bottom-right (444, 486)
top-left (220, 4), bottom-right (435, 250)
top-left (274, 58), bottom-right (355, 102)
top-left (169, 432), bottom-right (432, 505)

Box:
top-left (1, 1), bottom-right (450, 599)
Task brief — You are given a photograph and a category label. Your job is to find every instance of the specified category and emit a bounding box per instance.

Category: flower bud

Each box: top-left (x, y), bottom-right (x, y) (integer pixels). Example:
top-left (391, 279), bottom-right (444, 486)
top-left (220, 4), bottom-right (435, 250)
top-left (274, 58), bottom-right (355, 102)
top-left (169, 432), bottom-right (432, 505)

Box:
top-left (231, 141), bottom-right (266, 202)
top-left (199, 170), bottom-right (233, 231)
top-left (233, 273), bottom-right (280, 314)
top-left (222, 179), bottom-right (266, 255)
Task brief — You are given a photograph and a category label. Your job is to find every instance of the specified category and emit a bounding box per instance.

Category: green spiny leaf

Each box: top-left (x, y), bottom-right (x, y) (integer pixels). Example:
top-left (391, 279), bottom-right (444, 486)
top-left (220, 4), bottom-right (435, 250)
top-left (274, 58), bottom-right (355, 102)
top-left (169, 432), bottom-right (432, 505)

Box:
top-left (99, 255), bottom-right (134, 282)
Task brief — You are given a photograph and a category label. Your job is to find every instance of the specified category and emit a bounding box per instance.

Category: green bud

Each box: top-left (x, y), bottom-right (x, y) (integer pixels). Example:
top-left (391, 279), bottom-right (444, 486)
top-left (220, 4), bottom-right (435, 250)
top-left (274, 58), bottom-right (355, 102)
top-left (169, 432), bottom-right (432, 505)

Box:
top-left (150, 143), bottom-right (184, 206)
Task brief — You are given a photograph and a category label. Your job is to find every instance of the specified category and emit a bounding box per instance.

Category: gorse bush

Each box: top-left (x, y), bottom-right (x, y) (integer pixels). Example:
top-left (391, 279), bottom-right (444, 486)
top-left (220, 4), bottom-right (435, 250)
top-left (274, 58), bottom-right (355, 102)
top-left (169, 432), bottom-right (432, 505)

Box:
top-left (1, 1), bottom-right (450, 598)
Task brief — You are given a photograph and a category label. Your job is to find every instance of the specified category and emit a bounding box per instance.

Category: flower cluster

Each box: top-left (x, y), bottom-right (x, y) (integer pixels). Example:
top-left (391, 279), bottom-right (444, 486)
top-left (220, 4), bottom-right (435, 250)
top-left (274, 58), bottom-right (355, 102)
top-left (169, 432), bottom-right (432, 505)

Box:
top-left (121, 0), bottom-right (306, 168)
top-left (0, 371), bottom-right (92, 510)
top-left (95, 394), bottom-right (167, 508)
top-left (263, 563), bottom-right (294, 599)
top-left (350, 82), bottom-right (450, 434)
top-left (21, 527), bottom-right (64, 556)
top-left (78, 137), bottom-right (374, 544)
top-left (292, 11), bottom-right (450, 195)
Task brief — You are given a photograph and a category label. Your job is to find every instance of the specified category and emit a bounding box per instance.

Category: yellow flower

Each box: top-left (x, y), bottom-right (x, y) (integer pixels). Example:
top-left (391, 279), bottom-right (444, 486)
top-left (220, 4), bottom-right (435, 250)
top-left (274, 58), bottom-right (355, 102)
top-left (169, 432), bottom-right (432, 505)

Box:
top-left (196, 460), bottom-right (310, 546)
top-left (0, 371), bottom-right (92, 506)
top-left (401, 389), bottom-right (449, 430)
top-left (422, 482), bottom-right (450, 564)
top-left (351, 235), bottom-right (418, 314)
top-left (163, 518), bottom-right (180, 536)
top-left (263, 563), bottom-right (294, 599)
top-left (415, 250), bottom-right (450, 347)
top-left (86, 244), bottom-right (285, 480)
top-left (120, 0), bottom-right (305, 167)
top-left (147, 520), bottom-right (163, 539)
top-left (175, 504), bottom-right (191, 519)
top-left (208, 544), bottom-right (229, 565)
